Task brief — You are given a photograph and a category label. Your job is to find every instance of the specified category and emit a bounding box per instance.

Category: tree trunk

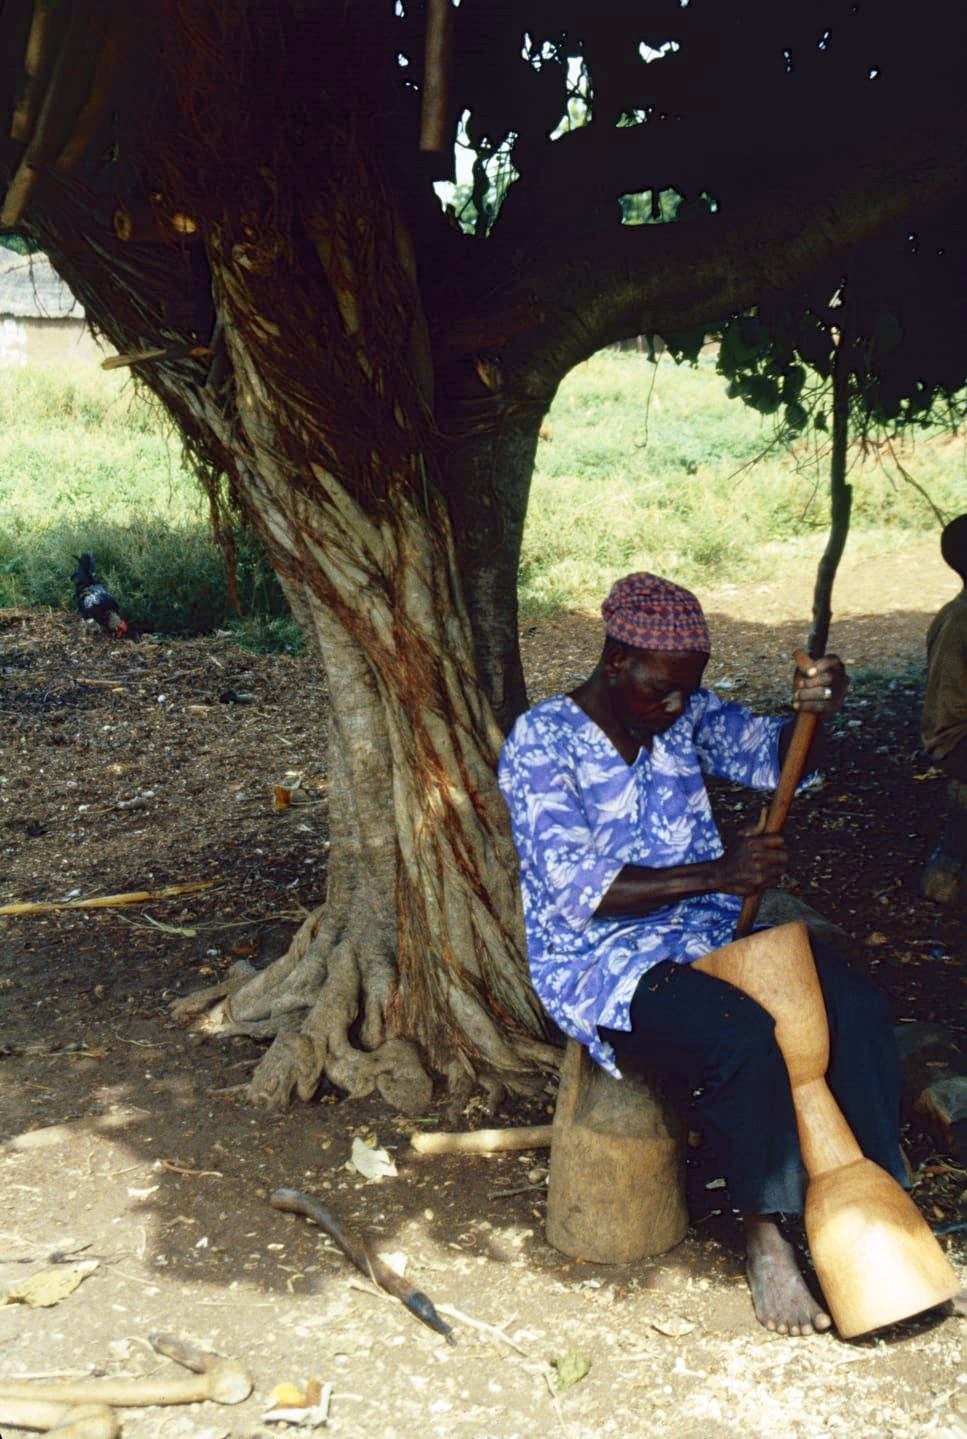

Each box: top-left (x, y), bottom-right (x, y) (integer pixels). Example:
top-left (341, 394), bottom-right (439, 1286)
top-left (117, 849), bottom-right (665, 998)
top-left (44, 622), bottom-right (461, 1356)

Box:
top-left (203, 490), bottom-right (555, 1107)
top-left (10, 0), bottom-right (563, 1109)
top-left (26, 170), bottom-right (560, 1115)
top-left (439, 417), bottom-right (543, 734)
top-left (144, 181), bottom-right (558, 1108)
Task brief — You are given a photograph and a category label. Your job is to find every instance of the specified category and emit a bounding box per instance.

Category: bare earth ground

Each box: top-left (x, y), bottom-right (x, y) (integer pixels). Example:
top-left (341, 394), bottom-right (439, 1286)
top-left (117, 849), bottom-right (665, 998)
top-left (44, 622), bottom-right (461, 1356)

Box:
top-left (0, 537), bottom-right (964, 1439)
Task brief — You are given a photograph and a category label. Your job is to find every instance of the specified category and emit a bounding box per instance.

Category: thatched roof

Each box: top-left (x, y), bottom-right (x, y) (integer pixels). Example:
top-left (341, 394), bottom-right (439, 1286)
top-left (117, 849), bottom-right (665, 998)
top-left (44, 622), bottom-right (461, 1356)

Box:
top-left (0, 253), bottom-right (83, 319)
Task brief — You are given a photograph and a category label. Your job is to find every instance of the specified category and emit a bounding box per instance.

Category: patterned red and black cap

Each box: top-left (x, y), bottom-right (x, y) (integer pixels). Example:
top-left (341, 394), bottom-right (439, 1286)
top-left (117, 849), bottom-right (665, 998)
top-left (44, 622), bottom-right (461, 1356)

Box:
top-left (602, 572), bottom-right (711, 654)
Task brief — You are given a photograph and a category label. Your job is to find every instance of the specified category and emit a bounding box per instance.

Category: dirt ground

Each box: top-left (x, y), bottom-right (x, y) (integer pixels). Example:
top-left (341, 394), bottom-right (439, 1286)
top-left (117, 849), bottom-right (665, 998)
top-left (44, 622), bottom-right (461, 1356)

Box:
top-left (1, 536), bottom-right (964, 1439)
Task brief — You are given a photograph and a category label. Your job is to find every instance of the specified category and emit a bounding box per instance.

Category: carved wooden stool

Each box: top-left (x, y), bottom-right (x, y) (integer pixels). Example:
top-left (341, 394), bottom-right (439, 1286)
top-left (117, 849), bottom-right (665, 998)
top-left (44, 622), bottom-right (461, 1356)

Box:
top-left (545, 1039), bottom-right (687, 1263)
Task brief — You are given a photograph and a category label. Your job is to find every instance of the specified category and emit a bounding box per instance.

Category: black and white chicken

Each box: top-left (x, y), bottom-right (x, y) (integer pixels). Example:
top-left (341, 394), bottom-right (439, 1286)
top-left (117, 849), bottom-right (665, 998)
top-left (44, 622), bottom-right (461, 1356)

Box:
top-left (71, 553), bottom-right (129, 637)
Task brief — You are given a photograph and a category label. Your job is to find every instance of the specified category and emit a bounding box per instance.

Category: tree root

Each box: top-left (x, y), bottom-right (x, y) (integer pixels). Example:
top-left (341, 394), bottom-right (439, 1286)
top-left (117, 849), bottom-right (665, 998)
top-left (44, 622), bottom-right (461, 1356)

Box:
top-left (173, 901), bottom-right (437, 1112)
top-left (172, 898), bottom-right (556, 1114)
top-left (170, 960), bottom-right (258, 1024)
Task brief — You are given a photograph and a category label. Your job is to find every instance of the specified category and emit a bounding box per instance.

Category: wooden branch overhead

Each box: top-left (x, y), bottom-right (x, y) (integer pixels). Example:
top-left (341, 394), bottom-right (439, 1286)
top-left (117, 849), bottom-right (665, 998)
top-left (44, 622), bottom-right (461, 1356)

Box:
top-left (443, 299), bottom-right (545, 354)
top-left (57, 14), bottom-right (129, 173)
top-left (3, 0), bottom-right (125, 228)
top-left (419, 0), bottom-right (454, 173)
top-left (101, 341), bottom-right (213, 371)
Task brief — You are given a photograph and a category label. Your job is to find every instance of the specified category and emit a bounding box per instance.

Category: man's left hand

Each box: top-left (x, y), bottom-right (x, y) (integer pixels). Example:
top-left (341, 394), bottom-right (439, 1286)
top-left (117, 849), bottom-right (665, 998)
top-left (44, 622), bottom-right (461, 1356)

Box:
top-left (791, 649), bottom-right (850, 717)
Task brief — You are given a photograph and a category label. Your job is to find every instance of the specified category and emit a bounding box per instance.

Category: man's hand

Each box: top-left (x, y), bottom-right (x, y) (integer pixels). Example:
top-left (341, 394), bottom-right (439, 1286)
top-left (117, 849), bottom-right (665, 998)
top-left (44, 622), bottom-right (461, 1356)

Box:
top-left (715, 833), bottom-right (789, 896)
top-left (791, 649), bottom-right (849, 717)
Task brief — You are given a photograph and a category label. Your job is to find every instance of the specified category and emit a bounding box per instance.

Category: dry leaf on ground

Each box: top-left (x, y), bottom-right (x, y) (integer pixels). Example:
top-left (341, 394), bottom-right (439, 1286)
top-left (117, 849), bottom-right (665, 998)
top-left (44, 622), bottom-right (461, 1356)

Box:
top-left (1, 1259), bottom-right (99, 1308)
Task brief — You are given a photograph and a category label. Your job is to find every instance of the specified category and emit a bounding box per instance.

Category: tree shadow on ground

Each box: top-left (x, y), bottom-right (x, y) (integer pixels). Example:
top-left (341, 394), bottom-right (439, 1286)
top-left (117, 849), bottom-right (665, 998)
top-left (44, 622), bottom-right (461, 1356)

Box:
top-left (0, 603), bottom-right (963, 1439)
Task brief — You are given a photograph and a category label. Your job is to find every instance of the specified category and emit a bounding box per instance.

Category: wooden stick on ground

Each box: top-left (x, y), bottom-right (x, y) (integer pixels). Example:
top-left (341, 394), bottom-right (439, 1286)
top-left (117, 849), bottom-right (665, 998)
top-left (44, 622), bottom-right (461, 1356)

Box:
top-left (410, 1125), bottom-right (553, 1155)
top-left (436, 1305), bottom-right (530, 1356)
top-left (0, 1399), bottom-right (118, 1439)
top-left (0, 881), bottom-right (215, 917)
top-left (0, 1360), bottom-right (251, 1407)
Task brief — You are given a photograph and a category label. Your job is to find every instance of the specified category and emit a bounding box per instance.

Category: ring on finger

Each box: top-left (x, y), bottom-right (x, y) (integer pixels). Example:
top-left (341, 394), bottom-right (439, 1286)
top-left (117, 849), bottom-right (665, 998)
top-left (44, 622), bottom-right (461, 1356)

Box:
top-left (824, 686), bottom-right (832, 699)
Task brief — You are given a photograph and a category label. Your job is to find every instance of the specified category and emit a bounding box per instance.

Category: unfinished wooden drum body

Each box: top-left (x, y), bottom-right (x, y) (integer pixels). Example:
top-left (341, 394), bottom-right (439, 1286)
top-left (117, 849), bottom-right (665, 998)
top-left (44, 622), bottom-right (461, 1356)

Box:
top-left (694, 920), bottom-right (958, 1337)
top-left (546, 1039), bottom-right (688, 1264)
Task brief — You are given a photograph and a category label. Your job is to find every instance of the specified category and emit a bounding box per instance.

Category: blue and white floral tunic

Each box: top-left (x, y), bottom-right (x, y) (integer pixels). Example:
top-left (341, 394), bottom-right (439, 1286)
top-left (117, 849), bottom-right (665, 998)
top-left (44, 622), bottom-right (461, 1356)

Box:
top-left (497, 690), bottom-right (786, 1076)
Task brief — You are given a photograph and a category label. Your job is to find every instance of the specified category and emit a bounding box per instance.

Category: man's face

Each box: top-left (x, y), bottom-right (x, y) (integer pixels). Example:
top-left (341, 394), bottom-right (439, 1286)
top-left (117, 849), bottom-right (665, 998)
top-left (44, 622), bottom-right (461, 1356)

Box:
top-left (607, 647), bottom-right (708, 743)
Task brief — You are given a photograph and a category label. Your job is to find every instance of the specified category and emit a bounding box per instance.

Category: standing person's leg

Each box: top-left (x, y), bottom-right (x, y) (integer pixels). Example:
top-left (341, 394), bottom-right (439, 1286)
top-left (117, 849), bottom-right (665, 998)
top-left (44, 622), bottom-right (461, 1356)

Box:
top-left (921, 777), bottom-right (967, 904)
top-left (599, 960), bottom-right (830, 1334)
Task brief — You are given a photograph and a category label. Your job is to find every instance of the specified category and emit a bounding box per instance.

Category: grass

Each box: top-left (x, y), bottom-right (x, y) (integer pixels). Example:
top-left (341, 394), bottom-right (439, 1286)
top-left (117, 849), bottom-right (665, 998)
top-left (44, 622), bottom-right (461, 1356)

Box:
top-left (1, 352), bottom-right (963, 644)
top-left (0, 361), bottom-right (299, 648)
top-left (521, 348), bottom-right (966, 615)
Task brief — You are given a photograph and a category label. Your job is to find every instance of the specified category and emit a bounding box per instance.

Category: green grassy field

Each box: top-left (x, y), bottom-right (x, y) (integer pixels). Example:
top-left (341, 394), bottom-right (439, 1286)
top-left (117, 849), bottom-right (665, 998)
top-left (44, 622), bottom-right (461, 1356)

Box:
top-left (524, 348), bottom-right (966, 614)
top-left (0, 362), bottom-right (296, 645)
top-left (0, 351), bottom-right (963, 642)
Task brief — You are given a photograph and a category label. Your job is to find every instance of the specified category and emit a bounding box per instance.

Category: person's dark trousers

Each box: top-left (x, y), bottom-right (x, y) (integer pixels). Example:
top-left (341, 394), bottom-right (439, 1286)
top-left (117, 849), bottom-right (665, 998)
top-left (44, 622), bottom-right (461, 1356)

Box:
top-left (598, 939), bottom-right (907, 1215)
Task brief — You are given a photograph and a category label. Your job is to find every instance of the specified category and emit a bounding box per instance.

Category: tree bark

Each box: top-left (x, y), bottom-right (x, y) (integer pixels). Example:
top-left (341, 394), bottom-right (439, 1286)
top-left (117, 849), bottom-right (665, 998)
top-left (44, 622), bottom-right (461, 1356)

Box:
top-left (438, 415), bottom-right (544, 734)
top-left (148, 183), bottom-right (557, 1108)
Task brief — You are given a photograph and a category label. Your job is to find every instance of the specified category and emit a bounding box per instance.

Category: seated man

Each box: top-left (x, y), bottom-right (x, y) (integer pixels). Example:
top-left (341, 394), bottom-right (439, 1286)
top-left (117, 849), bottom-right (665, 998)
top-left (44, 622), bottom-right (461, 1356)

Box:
top-left (498, 572), bottom-right (907, 1336)
top-left (920, 513), bottom-right (967, 904)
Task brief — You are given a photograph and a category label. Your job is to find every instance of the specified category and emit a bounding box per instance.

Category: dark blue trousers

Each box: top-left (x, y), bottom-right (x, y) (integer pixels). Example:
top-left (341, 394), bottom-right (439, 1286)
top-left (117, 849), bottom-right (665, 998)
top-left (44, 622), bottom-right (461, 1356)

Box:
top-left (599, 940), bottom-right (907, 1215)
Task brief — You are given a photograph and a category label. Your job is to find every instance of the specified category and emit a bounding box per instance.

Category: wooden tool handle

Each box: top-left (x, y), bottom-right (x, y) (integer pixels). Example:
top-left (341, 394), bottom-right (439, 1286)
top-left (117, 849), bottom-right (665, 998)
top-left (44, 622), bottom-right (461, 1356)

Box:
top-left (269, 1188), bottom-right (455, 1343)
top-left (735, 710), bottom-right (818, 938)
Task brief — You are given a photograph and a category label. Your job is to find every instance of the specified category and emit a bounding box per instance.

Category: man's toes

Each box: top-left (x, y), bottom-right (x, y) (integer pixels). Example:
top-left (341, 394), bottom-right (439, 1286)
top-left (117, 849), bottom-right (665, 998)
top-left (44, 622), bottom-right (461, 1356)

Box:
top-left (813, 1309), bottom-right (833, 1332)
top-left (788, 1323), bottom-right (801, 1336)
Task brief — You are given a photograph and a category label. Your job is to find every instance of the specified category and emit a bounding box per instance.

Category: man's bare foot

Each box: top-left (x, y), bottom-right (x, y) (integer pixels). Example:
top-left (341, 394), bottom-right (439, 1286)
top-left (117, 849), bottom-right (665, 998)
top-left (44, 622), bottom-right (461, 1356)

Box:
top-left (743, 1214), bottom-right (833, 1336)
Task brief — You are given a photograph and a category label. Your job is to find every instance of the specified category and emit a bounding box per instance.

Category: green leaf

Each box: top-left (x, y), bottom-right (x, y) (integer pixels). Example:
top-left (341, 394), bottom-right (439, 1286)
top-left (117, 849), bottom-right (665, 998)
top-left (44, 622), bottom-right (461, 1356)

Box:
top-left (553, 1350), bottom-right (591, 1390)
top-left (664, 326), bottom-right (706, 364)
top-left (796, 325), bottom-right (833, 372)
top-left (745, 376), bottom-right (781, 414)
top-left (781, 364), bottom-right (806, 401)
top-left (719, 323), bottom-right (758, 371)
top-left (737, 314), bottom-right (767, 353)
